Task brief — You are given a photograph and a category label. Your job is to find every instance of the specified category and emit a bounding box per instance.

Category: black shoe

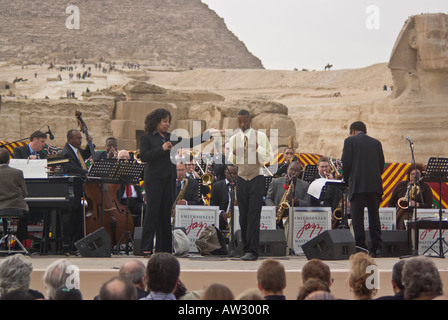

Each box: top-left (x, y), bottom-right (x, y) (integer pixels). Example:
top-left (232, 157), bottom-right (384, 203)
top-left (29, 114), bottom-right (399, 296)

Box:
top-left (370, 248), bottom-right (382, 258)
top-left (240, 252), bottom-right (258, 261)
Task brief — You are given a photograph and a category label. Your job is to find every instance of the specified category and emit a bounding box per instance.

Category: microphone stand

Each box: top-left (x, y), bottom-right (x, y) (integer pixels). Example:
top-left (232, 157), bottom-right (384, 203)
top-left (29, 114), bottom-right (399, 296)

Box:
top-left (400, 139), bottom-right (421, 258)
top-left (222, 161), bottom-right (237, 257)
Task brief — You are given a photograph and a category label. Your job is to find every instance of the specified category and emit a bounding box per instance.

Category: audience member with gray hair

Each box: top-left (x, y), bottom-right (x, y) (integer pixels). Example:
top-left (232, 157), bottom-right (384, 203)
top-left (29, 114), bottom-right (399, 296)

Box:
top-left (402, 256), bottom-right (443, 300)
top-left (0, 254), bottom-right (44, 299)
top-left (42, 259), bottom-right (79, 300)
top-left (118, 259), bottom-right (148, 299)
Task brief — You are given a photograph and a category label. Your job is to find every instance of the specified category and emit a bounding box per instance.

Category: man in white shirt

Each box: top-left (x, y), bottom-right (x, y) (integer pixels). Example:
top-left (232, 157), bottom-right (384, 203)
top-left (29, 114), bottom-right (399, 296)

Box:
top-left (228, 109), bottom-right (274, 261)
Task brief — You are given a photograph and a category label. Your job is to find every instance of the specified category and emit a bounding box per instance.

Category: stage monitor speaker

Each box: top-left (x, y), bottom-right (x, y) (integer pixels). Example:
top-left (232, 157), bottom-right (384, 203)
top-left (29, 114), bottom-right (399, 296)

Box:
top-left (231, 229), bottom-right (286, 257)
top-left (302, 229), bottom-right (356, 260)
top-left (75, 227), bottom-right (112, 257)
top-left (366, 230), bottom-right (409, 257)
top-left (132, 227), bottom-right (143, 256)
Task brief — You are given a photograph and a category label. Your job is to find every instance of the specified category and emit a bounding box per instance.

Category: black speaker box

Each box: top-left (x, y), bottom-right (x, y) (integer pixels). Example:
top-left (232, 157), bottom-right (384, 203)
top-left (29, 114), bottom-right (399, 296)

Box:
top-left (302, 229), bottom-right (356, 260)
top-left (366, 230), bottom-right (409, 257)
top-left (232, 229), bottom-right (286, 257)
top-left (132, 227), bottom-right (143, 256)
top-left (75, 227), bottom-right (112, 257)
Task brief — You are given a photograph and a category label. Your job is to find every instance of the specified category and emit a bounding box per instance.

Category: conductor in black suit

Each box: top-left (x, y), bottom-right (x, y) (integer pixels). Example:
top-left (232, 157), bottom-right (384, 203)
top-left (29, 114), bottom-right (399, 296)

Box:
top-left (13, 130), bottom-right (48, 159)
top-left (61, 129), bottom-right (94, 251)
top-left (139, 108), bottom-right (220, 255)
top-left (341, 121), bottom-right (385, 256)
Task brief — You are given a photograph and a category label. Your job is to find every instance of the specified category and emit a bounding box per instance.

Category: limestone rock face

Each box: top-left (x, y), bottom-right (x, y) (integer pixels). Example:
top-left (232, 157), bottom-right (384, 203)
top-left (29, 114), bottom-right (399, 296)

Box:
top-left (389, 13), bottom-right (448, 104)
top-left (0, 0), bottom-right (263, 69)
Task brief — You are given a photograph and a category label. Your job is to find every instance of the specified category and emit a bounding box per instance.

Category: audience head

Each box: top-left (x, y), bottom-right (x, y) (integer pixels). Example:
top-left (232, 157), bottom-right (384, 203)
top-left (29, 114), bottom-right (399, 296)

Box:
top-left (146, 252), bottom-right (180, 294)
top-left (53, 287), bottom-right (83, 300)
top-left (348, 252), bottom-right (377, 300)
top-left (391, 259), bottom-right (406, 293)
top-left (304, 290), bottom-right (336, 300)
top-left (402, 256), bottom-right (443, 300)
top-left (0, 254), bottom-right (33, 298)
top-left (234, 288), bottom-right (264, 300)
top-left (43, 259), bottom-right (79, 300)
top-left (297, 278), bottom-right (330, 300)
top-left (257, 259), bottom-right (286, 296)
top-left (301, 259), bottom-right (333, 288)
top-left (201, 283), bottom-right (234, 300)
top-left (99, 276), bottom-right (137, 300)
top-left (118, 259), bottom-right (146, 290)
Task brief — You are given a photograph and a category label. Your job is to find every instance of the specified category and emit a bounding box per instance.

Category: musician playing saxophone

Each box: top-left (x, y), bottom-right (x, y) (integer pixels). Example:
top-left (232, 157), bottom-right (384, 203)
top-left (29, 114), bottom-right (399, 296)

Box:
top-left (387, 164), bottom-right (433, 230)
top-left (265, 161), bottom-right (311, 228)
top-left (175, 163), bottom-right (201, 206)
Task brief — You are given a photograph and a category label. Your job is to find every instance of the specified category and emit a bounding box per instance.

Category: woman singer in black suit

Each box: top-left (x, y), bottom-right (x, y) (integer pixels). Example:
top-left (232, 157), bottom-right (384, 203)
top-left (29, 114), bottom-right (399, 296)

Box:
top-left (139, 108), bottom-right (220, 255)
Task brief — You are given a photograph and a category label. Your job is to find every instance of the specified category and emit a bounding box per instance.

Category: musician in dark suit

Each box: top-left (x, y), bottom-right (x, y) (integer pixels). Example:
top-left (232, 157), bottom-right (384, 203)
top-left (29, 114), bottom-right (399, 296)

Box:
top-left (265, 161), bottom-right (311, 214)
top-left (273, 147), bottom-right (296, 177)
top-left (341, 121), bottom-right (385, 256)
top-left (175, 162), bottom-right (200, 206)
top-left (139, 108), bottom-right (220, 255)
top-left (210, 164), bottom-right (238, 231)
top-left (309, 156), bottom-right (343, 213)
top-left (60, 129), bottom-right (94, 251)
top-left (13, 130), bottom-right (48, 159)
top-left (98, 137), bottom-right (118, 160)
top-left (0, 148), bottom-right (29, 242)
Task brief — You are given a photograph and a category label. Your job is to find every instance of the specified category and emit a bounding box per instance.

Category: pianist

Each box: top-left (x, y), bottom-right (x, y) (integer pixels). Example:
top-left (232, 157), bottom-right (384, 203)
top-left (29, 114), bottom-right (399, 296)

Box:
top-left (13, 130), bottom-right (48, 160)
top-left (0, 148), bottom-right (29, 243)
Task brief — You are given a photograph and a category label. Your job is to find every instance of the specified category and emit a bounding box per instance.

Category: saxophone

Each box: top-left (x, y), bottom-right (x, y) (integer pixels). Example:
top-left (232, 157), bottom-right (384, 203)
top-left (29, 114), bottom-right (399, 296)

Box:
top-left (171, 178), bottom-right (189, 227)
top-left (276, 178), bottom-right (294, 224)
top-left (332, 199), bottom-right (343, 229)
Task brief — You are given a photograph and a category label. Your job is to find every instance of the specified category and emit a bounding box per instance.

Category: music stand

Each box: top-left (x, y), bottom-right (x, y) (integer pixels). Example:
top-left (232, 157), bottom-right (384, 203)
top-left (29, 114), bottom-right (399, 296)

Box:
top-left (420, 157), bottom-right (448, 258)
top-left (301, 165), bottom-right (318, 182)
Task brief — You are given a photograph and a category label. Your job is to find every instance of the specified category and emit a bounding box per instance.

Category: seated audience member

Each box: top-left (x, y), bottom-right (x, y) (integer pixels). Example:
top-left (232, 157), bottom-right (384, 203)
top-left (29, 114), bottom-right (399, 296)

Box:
top-left (301, 259), bottom-right (334, 290)
top-left (200, 283), bottom-right (234, 300)
top-left (375, 260), bottom-right (405, 300)
top-left (118, 259), bottom-right (148, 299)
top-left (402, 256), bottom-right (443, 300)
top-left (53, 288), bottom-right (83, 300)
top-left (0, 254), bottom-right (44, 300)
top-left (257, 259), bottom-right (286, 300)
top-left (304, 290), bottom-right (336, 300)
top-left (297, 278), bottom-right (330, 300)
top-left (140, 252), bottom-right (180, 300)
top-left (99, 276), bottom-right (137, 300)
top-left (43, 259), bottom-right (80, 300)
top-left (348, 252), bottom-right (378, 300)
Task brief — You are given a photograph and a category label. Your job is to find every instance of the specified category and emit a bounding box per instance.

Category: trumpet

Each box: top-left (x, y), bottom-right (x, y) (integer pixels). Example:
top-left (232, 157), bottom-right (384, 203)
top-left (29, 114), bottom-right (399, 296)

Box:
top-left (329, 158), bottom-right (342, 179)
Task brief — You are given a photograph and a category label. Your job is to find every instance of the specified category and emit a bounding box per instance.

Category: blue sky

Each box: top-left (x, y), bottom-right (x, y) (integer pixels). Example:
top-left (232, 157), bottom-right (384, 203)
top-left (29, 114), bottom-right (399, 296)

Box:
top-left (202, 0), bottom-right (448, 70)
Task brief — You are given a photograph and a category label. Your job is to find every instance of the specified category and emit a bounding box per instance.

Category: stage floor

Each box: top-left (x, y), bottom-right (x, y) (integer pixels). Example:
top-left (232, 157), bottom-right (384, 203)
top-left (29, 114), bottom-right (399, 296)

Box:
top-left (17, 252), bottom-right (448, 300)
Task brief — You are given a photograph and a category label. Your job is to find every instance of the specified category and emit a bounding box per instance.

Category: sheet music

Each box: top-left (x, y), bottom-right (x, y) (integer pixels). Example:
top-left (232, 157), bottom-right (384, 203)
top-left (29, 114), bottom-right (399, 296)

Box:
top-left (307, 178), bottom-right (344, 199)
top-left (9, 159), bottom-right (48, 178)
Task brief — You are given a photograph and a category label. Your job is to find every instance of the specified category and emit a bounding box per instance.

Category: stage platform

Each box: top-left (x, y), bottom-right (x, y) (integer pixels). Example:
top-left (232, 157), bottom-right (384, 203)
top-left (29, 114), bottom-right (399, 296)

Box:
top-left (17, 252), bottom-right (448, 300)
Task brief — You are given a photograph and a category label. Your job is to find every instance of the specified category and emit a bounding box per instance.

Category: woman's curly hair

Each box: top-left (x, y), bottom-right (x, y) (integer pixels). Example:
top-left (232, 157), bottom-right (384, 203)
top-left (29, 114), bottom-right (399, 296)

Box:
top-left (144, 108), bottom-right (172, 133)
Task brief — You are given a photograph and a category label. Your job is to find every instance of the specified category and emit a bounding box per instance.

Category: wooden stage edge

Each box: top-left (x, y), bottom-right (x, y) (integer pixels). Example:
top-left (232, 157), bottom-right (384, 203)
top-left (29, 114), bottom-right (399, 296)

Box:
top-left (18, 253), bottom-right (448, 300)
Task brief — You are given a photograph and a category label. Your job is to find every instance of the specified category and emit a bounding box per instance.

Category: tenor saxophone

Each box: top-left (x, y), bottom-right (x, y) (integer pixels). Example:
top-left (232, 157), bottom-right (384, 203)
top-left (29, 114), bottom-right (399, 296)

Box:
top-left (276, 179), bottom-right (293, 224)
top-left (171, 178), bottom-right (189, 226)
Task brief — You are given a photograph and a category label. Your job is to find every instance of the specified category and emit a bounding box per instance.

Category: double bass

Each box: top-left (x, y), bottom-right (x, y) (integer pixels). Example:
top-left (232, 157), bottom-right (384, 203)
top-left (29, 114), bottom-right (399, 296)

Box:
top-left (75, 111), bottom-right (134, 247)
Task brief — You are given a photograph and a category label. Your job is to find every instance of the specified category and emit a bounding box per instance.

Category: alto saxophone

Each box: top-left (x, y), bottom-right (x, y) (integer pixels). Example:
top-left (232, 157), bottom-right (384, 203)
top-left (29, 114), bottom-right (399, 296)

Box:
top-left (171, 178), bottom-right (189, 226)
top-left (276, 178), bottom-right (294, 224)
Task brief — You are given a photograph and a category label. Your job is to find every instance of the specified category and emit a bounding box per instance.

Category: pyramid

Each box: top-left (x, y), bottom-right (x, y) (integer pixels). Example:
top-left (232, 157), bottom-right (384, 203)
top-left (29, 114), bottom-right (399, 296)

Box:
top-left (0, 0), bottom-right (263, 69)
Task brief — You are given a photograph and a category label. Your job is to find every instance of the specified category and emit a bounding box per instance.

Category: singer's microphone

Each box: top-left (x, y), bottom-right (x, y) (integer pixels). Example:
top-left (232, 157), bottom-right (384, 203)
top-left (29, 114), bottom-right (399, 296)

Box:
top-left (405, 136), bottom-right (413, 144)
top-left (47, 126), bottom-right (54, 140)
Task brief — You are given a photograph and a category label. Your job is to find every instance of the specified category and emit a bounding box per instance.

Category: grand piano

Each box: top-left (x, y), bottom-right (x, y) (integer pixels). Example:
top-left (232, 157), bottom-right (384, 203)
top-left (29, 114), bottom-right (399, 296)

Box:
top-left (25, 176), bottom-right (76, 254)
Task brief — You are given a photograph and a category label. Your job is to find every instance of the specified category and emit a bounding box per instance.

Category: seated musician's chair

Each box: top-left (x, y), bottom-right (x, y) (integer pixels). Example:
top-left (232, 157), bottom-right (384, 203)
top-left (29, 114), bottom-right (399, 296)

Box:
top-left (0, 208), bottom-right (29, 255)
